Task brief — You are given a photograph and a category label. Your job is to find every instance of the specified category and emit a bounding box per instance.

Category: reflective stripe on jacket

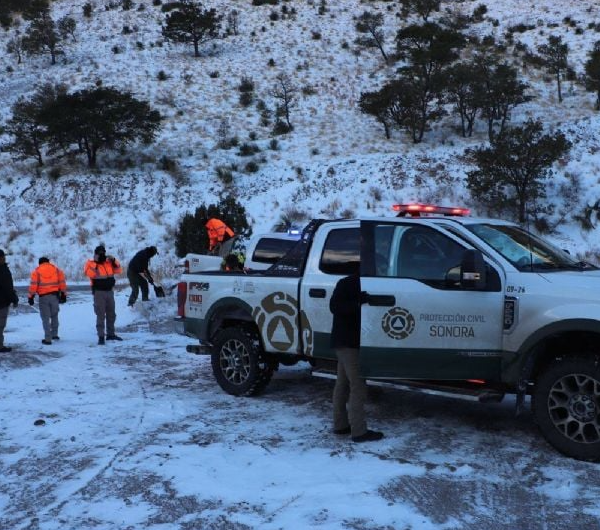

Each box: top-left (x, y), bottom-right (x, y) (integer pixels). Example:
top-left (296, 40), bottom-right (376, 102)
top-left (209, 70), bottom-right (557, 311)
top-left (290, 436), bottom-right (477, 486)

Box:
top-left (28, 263), bottom-right (67, 297)
top-left (84, 258), bottom-right (122, 290)
top-left (205, 218), bottom-right (234, 250)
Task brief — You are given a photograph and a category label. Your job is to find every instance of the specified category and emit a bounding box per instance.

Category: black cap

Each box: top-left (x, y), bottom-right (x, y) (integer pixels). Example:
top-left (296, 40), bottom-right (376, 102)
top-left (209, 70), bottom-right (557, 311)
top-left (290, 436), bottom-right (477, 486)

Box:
top-left (148, 245), bottom-right (158, 256)
top-left (39, 257), bottom-right (50, 264)
top-left (94, 245), bottom-right (106, 254)
top-left (0, 249), bottom-right (5, 257)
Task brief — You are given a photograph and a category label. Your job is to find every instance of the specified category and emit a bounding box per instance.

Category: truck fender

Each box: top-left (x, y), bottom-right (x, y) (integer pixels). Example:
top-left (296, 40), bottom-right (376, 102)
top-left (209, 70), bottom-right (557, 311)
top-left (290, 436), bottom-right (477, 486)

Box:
top-left (514, 318), bottom-right (600, 414)
top-left (203, 297), bottom-right (255, 342)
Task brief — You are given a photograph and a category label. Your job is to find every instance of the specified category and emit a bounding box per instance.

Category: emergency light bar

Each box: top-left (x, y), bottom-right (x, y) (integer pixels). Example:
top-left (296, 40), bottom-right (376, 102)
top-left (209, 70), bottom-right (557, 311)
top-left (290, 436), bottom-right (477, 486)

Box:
top-left (393, 203), bottom-right (470, 217)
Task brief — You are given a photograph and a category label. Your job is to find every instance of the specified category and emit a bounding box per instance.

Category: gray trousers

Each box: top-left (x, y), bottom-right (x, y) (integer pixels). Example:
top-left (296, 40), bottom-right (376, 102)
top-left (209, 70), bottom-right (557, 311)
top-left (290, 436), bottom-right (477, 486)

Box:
top-left (333, 347), bottom-right (367, 437)
top-left (39, 294), bottom-right (59, 341)
top-left (0, 306), bottom-right (8, 347)
top-left (93, 290), bottom-right (116, 338)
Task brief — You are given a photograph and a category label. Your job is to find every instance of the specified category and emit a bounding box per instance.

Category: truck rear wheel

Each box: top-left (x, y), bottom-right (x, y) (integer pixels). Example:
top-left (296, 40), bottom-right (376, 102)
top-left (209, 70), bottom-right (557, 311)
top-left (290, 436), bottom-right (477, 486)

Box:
top-left (211, 327), bottom-right (274, 396)
top-left (533, 358), bottom-right (600, 461)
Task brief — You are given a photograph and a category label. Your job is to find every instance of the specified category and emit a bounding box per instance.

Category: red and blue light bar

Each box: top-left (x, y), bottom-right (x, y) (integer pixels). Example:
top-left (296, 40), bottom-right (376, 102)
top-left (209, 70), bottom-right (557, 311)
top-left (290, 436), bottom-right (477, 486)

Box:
top-left (393, 203), bottom-right (470, 217)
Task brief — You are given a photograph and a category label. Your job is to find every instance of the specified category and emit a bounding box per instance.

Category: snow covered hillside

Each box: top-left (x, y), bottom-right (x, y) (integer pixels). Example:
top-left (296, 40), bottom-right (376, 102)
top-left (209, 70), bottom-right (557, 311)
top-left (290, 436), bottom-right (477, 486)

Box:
top-left (2, 0), bottom-right (600, 279)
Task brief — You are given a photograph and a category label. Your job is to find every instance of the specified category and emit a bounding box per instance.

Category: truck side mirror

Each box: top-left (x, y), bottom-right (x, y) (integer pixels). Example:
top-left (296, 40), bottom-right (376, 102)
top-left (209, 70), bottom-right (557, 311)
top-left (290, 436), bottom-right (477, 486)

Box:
top-left (460, 249), bottom-right (486, 290)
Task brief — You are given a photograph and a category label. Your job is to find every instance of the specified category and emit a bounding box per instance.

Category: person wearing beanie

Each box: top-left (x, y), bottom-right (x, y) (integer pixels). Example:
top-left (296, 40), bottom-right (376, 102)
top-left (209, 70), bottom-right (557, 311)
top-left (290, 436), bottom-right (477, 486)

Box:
top-left (0, 249), bottom-right (18, 353)
top-left (28, 257), bottom-right (67, 345)
top-left (127, 246), bottom-right (158, 307)
top-left (84, 244), bottom-right (123, 345)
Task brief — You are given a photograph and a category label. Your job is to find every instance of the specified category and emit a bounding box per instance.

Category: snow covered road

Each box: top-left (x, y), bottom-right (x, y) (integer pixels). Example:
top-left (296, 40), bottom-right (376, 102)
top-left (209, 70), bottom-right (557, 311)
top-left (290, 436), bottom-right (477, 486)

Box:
top-left (1, 289), bottom-right (600, 529)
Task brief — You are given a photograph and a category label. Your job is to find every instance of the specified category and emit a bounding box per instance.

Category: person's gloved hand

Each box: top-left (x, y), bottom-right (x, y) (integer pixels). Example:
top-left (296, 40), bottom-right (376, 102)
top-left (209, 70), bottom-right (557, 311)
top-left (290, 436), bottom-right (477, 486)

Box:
top-left (59, 292), bottom-right (67, 304)
top-left (28, 297), bottom-right (34, 306)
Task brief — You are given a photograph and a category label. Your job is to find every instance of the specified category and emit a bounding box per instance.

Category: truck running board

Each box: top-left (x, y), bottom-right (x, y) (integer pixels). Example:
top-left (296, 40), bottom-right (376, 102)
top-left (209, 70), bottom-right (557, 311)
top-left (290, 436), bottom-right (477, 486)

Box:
top-left (311, 369), bottom-right (505, 403)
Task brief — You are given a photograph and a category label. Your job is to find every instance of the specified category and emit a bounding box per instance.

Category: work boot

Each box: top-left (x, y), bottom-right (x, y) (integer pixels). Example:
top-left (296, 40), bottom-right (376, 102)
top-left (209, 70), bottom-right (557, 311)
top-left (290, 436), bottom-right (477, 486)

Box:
top-left (333, 426), bottom-right (351, 435)
top-left (52, 336), bottom-right (60, 340)
top-left (106, 335), bottom-right (123, 341)
top-left (0, 346), bottom-right (12, 353)
top-left (98, 337), bottom-right (105, 345)
top-left (42, 339), bottom-right (52, 345)
top-left (351, 430), bottom-right (384, 443)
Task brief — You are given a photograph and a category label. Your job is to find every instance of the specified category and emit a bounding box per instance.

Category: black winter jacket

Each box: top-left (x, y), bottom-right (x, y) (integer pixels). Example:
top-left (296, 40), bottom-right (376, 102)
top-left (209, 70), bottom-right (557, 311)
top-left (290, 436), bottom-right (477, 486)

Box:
top-left (0, 263), bottom-right (17, 309)
top-left (128, 248), bottom-right (153, 274)
top-left (329, 273), bottom-right (362, 349)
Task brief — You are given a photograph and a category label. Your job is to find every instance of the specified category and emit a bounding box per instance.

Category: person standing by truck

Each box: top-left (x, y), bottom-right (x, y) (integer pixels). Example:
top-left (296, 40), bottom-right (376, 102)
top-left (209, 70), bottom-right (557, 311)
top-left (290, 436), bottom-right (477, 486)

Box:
top-left (0, 249), bottom-right (18, 353)
top-left (329, 264), bottom-right (384, 443)
top-left (84, 245), bottom-right (123, 345)
top-left (127, 246), bottom-right (158, 307)
top-left (27, 257), bottom-right (67, 345)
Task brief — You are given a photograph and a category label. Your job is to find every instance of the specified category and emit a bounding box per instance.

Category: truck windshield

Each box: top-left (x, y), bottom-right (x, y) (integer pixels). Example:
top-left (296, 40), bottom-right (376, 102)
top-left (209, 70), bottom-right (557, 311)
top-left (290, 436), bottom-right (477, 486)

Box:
top-left (467, 223), bottom-right (594, 272)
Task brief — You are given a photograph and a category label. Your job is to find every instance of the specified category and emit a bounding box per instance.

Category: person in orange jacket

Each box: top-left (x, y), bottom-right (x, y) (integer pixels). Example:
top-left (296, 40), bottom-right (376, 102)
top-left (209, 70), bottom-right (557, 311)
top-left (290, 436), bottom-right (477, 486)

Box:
top-left (205, 218), bottom-right (234, 253)
top-left (28, 257), bottom-right (67, 345)
top-left (84, 245), bottom-right (123, 345)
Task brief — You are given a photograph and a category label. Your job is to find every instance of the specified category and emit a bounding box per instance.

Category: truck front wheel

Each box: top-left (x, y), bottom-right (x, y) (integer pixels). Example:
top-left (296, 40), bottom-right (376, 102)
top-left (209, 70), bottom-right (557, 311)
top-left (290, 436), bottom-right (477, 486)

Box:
top-left (211, 327), bottom-right (274, 396)
top-left (533, 358), bottom-right (600, 461)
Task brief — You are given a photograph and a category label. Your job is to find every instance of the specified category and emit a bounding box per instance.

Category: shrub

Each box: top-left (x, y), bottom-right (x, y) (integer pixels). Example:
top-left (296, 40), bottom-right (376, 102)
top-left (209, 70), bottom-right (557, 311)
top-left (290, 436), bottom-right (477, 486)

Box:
top-left (112, 45), bottom-right (122, 54)
top-left (267, 58), bottom-right (276, 67)
top-left (83, 3), bottom-right (93, 17)
top-left (175, 196), bottom-right (252, 257)
top-left (238, 142), bottom-right (259, 156)
top-left (153, 0), bottom-right (162, 5)
top-left (157, 70), bottom-right (168, 81)
top-left (272, 120), bottom-right (293, 135)
top-left (245, 160), bottom-right (260, 173)
top-left (209, 70), bottom-right (220, 78)
top-left (136, 41), bottom-right (144, 50)
top-left (123, 25), bottom-right (132, 34)
top-left (311, 30), bottom-right (322, 40)
top-left (238, 76), bottom-right (255, 93)
top-left (216, 166), bottom-right (233, 185)
top-left (239, 91), bottom-right (253, 106)
top-left (269, 10), bottom-right (279, 21)
top-left (269, 138), bottom-right (279, 150)
top-left (158, 155), bottom-right (177, 171)
top-left (252, 0), bottom-right (278, 5)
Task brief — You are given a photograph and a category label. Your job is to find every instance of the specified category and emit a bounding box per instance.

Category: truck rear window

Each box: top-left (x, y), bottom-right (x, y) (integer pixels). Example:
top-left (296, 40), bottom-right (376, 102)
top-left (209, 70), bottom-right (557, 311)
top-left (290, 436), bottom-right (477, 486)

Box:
top-left (252, 238), bottom-right (297, 264)
top-left (320, 228), bottom-right (360, 275)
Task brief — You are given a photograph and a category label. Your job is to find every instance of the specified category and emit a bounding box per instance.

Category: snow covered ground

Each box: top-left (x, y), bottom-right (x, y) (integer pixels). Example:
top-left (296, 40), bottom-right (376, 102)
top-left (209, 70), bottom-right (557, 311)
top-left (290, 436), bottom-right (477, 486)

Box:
top-left (1, 288), bottom-right (600, 529)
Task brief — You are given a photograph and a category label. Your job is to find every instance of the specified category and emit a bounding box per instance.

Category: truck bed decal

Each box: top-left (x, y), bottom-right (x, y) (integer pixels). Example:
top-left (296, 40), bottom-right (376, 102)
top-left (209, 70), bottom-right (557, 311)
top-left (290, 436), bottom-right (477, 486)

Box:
top-left (252, 292), bottom-right (313, 354)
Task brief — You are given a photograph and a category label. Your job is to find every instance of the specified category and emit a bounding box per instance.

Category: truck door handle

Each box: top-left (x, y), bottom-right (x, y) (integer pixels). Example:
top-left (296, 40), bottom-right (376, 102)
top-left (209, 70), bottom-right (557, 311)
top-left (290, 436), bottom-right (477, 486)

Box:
top-left (366, 294), bottom-right (396, 306)
top-left (309, 288), bottom-right (326, 298)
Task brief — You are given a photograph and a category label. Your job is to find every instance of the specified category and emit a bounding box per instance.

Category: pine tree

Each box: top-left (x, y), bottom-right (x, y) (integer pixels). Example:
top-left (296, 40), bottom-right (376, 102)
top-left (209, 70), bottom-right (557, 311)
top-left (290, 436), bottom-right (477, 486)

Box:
top-left (538, 35), bottom-right (569, 103)
top-left (162, 0), bottom-right (222, 57)
top-left (585, 41), bottom-right (600, 111)
top-left (467, 120), bottom-right (571, 223)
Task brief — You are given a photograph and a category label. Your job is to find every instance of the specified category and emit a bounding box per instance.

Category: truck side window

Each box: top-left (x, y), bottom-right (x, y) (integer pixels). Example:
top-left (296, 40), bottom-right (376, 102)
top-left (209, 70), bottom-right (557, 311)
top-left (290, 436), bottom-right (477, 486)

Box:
top-left (373, 225), bottom-right (464, 281)
top-left (252, 238), bottom-right (297, 265)
top-left (319, 228), bottom-right (360, 275)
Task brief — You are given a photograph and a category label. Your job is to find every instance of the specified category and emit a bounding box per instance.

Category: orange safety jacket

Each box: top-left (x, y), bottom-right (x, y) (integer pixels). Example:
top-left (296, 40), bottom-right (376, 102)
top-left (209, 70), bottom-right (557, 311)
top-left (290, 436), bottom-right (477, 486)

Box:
top-left (84, 258), bottom-right (122, 291)
top-left (29, 263), bottom-right (67, 297)
top-left (205, 218), bottom-right (234, 251)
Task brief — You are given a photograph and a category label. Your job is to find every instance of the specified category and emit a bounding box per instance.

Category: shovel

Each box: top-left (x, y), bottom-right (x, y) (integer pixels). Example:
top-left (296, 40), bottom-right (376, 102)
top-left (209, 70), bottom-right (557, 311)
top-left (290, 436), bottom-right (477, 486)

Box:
top-left (147, 274), bottom-right (166, 298)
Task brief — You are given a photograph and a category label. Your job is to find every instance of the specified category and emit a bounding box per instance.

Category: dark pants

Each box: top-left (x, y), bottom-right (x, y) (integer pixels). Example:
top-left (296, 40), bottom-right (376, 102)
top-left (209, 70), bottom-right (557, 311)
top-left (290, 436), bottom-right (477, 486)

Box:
top-left (0, 306), bottom-right (8, 347)
top-left (93, 290), bottom-right (116, 338)
top-left (127, 269), bottom-right (149, 305)
top-left (333, 347), bottom-right (368, 438)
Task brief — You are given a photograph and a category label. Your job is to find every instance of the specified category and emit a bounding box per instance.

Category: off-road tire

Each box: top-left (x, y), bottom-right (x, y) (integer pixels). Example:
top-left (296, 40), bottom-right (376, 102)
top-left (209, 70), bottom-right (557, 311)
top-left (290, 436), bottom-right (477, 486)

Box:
top-left (533, 358), bottom-right (600, 462)
top-left (211, 327), bottom-right (274, 396)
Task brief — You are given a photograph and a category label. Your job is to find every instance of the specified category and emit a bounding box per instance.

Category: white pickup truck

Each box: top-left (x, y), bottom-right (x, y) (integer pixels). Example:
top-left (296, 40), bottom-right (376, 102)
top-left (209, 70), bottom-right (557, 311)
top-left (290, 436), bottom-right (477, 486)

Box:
top-left (177, 205), bottom-right (600, 461)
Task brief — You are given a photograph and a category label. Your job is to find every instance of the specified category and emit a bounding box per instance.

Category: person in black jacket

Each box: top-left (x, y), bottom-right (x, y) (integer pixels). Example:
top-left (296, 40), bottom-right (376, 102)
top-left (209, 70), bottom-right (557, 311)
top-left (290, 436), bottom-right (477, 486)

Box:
top-left (0, 249), bottom-right (19, 353)
top-left (329, 262), bottom-right (383, 443)
top-left (127, 246), bottom-right (158, 307)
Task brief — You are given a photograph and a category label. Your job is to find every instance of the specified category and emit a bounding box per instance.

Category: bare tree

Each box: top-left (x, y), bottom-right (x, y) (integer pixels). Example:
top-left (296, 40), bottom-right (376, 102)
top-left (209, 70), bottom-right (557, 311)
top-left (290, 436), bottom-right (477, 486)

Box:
top-left (226, 9), bottom-right (239, 36)
top-left (6, 30), bottom-right (24, 64)
top-left (355, 11), bottom-right (388, 62)
top-left (270, 73), bottom-right (297, 132)
top-left (58, 15), bottom-right (77, 42)
top-left (538, 35), bottom-right (568, 103)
